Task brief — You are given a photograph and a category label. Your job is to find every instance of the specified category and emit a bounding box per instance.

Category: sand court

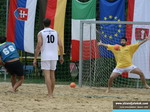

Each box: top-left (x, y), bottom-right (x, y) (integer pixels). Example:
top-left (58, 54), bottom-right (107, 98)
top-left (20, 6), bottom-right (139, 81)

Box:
top-left (0, 82), bottom-right (150, 112)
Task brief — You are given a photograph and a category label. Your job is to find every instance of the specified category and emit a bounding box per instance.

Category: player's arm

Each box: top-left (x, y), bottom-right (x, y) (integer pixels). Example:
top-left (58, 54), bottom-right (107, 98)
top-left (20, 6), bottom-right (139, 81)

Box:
top-left (97, 41), bottom-right (108, 47)
top-left (33, 32), bottom-right (42, 67)
top-left (58, 33), bottom-right (64, 64)
top-left (138, 35), bottom-right (150, 46)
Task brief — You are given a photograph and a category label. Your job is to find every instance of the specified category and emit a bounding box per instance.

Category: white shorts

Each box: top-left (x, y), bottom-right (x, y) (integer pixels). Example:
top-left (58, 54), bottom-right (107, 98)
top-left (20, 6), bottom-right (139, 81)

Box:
top-left (41, 60), bottom-right (57, 70)
top-left (112, 65), bottom-right (137, 74)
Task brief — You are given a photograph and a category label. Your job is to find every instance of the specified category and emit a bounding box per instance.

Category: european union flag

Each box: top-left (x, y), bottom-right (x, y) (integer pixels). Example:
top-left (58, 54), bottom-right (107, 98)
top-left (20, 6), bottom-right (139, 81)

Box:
top-left (99, 0), bottom-right (125, 57)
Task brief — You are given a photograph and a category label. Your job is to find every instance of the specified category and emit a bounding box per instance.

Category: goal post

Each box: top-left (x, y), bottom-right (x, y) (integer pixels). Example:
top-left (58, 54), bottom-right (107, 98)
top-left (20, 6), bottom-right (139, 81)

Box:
top-left (79, 20), bottom-right (150, 88)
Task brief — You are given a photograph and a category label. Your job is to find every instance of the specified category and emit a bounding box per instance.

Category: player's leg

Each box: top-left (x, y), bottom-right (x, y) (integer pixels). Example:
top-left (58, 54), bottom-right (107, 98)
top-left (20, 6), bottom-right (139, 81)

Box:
top-left (41, 61), bottom-right (53, 97)
top-left (106, 72), bottom-right (121, 93)
top-left (43, 70), bottom-right (52, 97)
top-left (130, 68), bottom-right (150, 89)
top-left (50, 70), bottom-right (55, 95)
top-left (4, 62), bottom-right (20, 92)
top-left (12, 60), bottom-right (24, 92)
top-left (11, 74), bottom-right (16, 87)
top-left (12, 75), bottom-right (24, 92)
top-left (49, 60), bottom-right (57, 97)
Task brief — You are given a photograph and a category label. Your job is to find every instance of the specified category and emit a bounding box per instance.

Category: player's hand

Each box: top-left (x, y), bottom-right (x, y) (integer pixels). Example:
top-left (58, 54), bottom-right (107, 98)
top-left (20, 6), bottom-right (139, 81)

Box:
top-left (33, 59), bottom-right (37, 67)
top-left (97, 42), bottom-right (101, 46)
top-left (146, 35), bottom-right (150, 40)
top-left (59, 56), bottom-right (64, 64)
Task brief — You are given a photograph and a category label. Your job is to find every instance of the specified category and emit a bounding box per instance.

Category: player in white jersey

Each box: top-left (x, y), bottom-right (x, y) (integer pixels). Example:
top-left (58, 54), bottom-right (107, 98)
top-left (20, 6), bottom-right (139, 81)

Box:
top-left (33, 18), bottom-right (64, 98)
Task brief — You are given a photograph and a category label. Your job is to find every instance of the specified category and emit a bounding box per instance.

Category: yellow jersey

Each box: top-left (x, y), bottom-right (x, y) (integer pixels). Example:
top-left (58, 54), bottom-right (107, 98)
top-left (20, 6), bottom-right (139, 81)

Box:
top-left (107, 43), bottom-right (140, 68)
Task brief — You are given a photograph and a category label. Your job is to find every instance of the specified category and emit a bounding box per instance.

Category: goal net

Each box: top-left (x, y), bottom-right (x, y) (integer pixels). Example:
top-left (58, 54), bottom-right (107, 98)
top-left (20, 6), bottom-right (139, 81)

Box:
top-left (79, 21), bottom-right (150, 88)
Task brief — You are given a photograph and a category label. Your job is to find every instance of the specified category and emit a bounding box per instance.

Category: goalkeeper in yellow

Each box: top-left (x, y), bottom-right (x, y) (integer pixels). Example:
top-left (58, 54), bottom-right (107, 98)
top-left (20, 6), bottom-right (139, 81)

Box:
top-left (97, 36), bottom-right (150, 93)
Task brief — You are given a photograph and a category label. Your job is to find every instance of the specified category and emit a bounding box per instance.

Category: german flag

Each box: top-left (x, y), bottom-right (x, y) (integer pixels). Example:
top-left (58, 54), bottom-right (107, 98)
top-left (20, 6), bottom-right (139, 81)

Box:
top-left (39, 0), bottom-right (67, 52)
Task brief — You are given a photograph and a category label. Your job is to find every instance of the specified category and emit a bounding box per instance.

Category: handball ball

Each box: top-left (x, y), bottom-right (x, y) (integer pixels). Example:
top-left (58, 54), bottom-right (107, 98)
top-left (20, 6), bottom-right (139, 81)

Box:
top-left (70, 82), bottom-right (76, 88)
top-left (114, 44), bottom-right (120, 50)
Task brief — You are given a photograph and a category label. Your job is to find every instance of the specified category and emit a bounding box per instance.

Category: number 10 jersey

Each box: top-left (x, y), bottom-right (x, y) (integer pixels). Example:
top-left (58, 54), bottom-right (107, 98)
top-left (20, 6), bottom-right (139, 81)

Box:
top-left (40, 28), bottom-right (58, 61)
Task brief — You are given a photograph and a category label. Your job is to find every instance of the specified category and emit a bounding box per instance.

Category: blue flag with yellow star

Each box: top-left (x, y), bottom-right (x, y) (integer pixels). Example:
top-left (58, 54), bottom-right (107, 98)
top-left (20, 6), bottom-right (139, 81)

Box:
top-left (99, 0), bottom-right (125, 57)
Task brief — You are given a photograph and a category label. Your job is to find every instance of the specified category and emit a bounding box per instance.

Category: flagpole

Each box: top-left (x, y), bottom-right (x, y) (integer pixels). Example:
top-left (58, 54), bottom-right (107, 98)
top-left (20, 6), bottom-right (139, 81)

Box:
top-left (5, 0), bottom-right (9, 37)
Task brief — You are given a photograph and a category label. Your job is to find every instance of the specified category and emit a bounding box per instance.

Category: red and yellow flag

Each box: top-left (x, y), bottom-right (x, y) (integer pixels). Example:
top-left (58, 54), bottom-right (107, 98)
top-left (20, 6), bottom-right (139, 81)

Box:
top-left (45, 0), bottom-right (67, 52)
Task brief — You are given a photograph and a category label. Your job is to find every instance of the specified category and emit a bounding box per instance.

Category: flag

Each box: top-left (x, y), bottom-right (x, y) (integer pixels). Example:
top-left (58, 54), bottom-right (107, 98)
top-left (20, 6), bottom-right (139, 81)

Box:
top-left (127, 0), bottom-right (150, 79)
top-left (71, 0), bottom-right (99, 61)
top-left (38, 0), bottom-right (47, 30)
top-left (7, 0), bottom-right (37, 53)
top-left (99, 0), bottom-right (125, 57)
top-left (45, 0), bottom-right (67, 53)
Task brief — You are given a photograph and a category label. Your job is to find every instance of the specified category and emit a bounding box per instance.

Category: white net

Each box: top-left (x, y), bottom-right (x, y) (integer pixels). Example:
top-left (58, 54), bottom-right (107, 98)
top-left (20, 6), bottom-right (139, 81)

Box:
top-left (80, 21), bottom-right (150, 88)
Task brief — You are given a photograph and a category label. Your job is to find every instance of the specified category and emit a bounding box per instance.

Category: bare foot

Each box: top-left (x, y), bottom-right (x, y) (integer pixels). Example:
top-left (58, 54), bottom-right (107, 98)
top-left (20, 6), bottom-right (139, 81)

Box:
top-left (12, 88), bottom-right (19, 92)
top-left (145, 85), bottom-right (150, 89)
top-left (48, 95), bottom-right (54, 98)
top-left (7, 89), bottom-right (15, 93)
top-left (106, 89), bottom-right (110, 93)
top-left (47, 94), bottom-right (54, 98)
